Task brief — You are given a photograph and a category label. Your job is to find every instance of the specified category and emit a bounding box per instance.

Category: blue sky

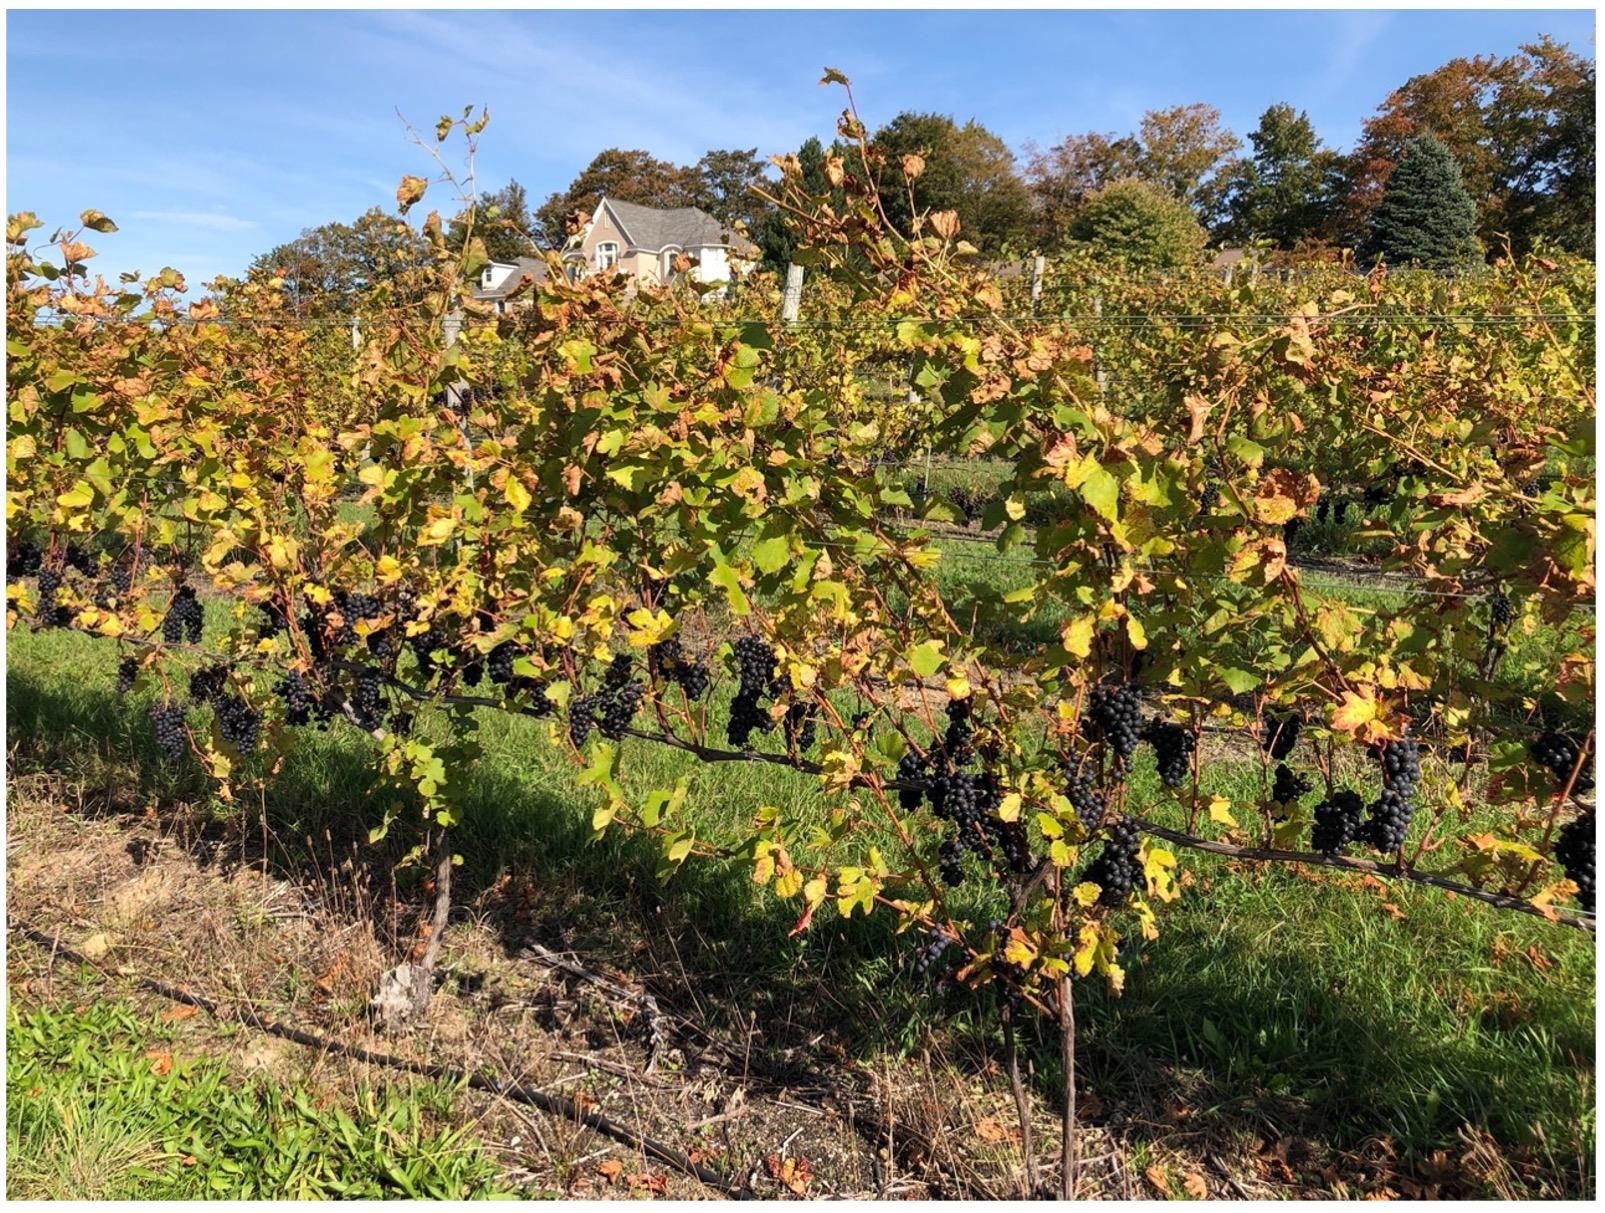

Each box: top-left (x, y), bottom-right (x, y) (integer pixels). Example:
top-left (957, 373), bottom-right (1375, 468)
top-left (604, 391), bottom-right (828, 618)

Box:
top-left (6, 8), bottom-right (1594, 286)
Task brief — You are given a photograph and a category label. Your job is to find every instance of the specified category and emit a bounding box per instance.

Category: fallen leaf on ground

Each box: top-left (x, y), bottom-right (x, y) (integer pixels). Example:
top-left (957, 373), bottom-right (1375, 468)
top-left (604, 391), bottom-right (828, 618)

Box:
top-left (976, 1116), bottom-right (1015, 1143)
top-left (161, 1004), bottom-right (199, 1022)
top-left (595, 1159), bottom-right (623, 1184)
top-left (766, 1153), bottom-right (812, 1195)
top-left (1183, 1172), bottom-right (1208, 1198)
top-left (144, 1048), bottom-right (173, 1076)
top-left (1145, 1165), bottom-right (1171, 1195)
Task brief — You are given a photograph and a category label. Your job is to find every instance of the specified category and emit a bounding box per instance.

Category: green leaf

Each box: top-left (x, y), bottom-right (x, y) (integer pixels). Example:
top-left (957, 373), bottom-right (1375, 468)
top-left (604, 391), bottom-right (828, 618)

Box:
top-left (1078, 466), bottom-right (1120, 522)
top-left (709, 554), bottom-right (750, 616)
top-left (908, 639), bottom-right (946, 678)
top-left (751, 534), bottom-right (790, 575)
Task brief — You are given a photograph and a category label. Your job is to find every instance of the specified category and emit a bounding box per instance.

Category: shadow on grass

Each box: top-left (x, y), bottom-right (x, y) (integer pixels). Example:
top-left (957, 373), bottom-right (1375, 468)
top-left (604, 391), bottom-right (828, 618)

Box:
top-left (5, 654), bottom-right (1595, 1194)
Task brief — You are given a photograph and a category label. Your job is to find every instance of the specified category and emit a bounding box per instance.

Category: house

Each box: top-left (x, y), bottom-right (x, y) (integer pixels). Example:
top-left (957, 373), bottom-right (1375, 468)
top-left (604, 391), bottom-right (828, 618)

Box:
top-left (562, 196), bottom-right (759, 287)
top-left (471, 255), bottom-right (549, 313)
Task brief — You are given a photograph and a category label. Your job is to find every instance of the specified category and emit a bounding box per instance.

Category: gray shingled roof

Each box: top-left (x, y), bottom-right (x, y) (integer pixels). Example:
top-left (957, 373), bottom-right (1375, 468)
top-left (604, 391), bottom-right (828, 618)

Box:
top-left (603, 198), bottom-right (758, 257)
top-left (471, 256), bottom-right (548, 300)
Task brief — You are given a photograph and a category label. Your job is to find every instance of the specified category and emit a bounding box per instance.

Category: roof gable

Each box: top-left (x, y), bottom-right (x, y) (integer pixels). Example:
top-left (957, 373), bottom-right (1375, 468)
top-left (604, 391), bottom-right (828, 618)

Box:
top-left (598, 196), bottom-right (756, 256)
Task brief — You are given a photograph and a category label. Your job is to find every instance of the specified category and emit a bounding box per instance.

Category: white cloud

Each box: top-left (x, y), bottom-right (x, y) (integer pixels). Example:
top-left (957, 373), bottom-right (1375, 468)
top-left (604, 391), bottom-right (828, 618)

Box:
top-left (130, 210), bottom-right (259, 232)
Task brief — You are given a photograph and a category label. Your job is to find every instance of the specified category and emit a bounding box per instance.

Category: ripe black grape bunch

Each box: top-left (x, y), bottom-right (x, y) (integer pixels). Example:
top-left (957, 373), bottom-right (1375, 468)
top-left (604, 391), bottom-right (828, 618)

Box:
top-left (1361, 734), bottom-right (1421, 853)
top-left (568, 652), bottom-right (645, 747)
top-left (1311, 788), bottom-right (1366, 854)
top-left (1064, 762), bottom-right (1107, 832)
top-left (911, 923), bottom-right (955, 984)
top-left (1081, 814), bottom-right (1143, 907)
top-left (1143, 716), bottom-right (1195, 788)
top-left (161, 582), bottom-right (204, 644)
top-left (1084, 681), bottom-right (1143, 767)
top-left (649, 636), bottom-right (711, 702)
top-left (1270, 762), bottom-right (1313, 818)
top-left (941, 695), bottom-right (976, 766)
top-left (726, 635), bottom-right (779, 748)
top-left (33, 560), bottom-right (75, 629)
top-left (1530, 730), bottom-right (1595, 795)
top-left (1258, 708), bottom-right (1303, 762)
top-left (1553, 809), bottom-right (1595, 913)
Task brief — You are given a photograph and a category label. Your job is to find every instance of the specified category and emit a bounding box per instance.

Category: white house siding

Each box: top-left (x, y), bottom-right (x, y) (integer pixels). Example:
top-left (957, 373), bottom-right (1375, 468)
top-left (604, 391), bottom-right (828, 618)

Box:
top-left (693, 246), bottom-right (729, 284)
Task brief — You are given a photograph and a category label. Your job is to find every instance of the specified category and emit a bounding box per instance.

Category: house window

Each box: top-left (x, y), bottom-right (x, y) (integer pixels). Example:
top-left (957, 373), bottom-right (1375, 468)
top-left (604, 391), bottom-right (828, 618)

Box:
top-left (596, 242), bottom-right (618, 271)
top-left (481, 267), bottom-right (495, 287)
top-left (661, 248), bottom-right (680, 279)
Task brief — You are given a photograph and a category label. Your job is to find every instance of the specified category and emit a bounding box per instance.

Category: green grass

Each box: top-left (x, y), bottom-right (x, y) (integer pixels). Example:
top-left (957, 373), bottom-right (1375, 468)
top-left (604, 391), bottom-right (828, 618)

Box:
top-left (5, 998), bottom-right (511, 1199)
top-left (6, 602), bottom-right (1595, 1195)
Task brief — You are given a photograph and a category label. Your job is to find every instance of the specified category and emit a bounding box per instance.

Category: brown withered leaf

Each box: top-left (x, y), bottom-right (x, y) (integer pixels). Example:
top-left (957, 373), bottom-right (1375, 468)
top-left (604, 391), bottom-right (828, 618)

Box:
top-left (161, 1004), bottom-right (199, 1023)
top-left (1185, 394), bottom-right (1213, 443)
top-left (595, 1159), bottom-right (623, 1184)
top-left (975, 1116), bottom-right (1015, 1143)
top-left (144, 1048), bottom-right (173, 1077)
top-left (1144, 1165), bottom-right (1171, 1195)
top-left (766, 1153), bottom-right (812, 1195)
top-left (1183, 1172), bottom-right (1209, 1198)
top-left (929, 210), bottom-right (960, 240)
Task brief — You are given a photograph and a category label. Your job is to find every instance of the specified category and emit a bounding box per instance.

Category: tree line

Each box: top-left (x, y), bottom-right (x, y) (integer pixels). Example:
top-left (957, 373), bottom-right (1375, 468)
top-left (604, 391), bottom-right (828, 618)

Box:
top-left (250, 36), bottom-right (1592, 309)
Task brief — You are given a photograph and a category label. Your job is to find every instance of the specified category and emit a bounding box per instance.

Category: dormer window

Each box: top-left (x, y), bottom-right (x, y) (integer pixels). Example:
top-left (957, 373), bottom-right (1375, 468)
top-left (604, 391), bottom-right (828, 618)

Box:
top-left (481, 266), bottom-right (495, 287)
top-left (596, 242), bottom-right (618, 271)
top-left (661, 247), bottom-right (680, 279)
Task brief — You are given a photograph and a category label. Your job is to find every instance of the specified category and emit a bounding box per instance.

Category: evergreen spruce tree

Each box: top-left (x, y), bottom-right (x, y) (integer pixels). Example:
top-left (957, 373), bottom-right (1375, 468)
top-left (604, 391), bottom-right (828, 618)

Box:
top-left (1367, 134), bottom-right (1480, 269)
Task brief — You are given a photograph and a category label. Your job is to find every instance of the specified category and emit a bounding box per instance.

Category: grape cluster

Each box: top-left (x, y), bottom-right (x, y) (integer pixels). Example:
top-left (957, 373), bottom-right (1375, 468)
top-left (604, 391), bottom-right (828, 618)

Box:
top-left (216, 692), bottom-right (262, 753)
top-left (1198, 482), bottom-right (1221, 514)
top-left (895, 751), bottom-right (927, 812)
top-left (7, 538), bottom-right (42, 581)
top-left (409, 622), bottom-right (452, 679)
top-left (1362, 737), bottom-right (1422, 852)
top-left (598, 681), bottom-right (645, 740)
top-left (727, 636), bottom-right (778, 748)
top-left (1311, 789), bottom-right (1365, 854)
top-left (279, 671), bottom-right (312, 725)
top-left (35, 566), bottom-right (72, 628)
top-left (942, 697), bottom-right (974, 764)
top-left (568, 694), bottom-right (600, 746)
top-left (96, 561), bottom-right (133, 609)
top-left (783, 702), bottom-right (817, 755)
top-left (650, 637), bottom-right (711, 701)
top-left (1064, 766), bottom-right (1107, 831)
top-left (991, 817), bottom-right (1032, 874)
top-left (937, 837), bottom-right (964, 887)
top-left (487, 641), bottom-right (517, 685)
top-left (115, 656), bottom-right (139, 696)
top-left (188, 663), bottom-right (230, 705)
top-left (568, 655), bottom-right (644, 746)
top-left (1083, 815), bottom-right (1142, 907)
top-left (1488, 589), bottom-right (1515, 629)
top-left (1085, 682), bottom-right (1143, 762)
top-left (351, 667), bottom-right (385, 730)
top-left (257, 598), bottom-right (288, 640)
top-left (1554, 810), bottom-right (1595, 912)
top-left (1259, 711), bottom-right (1302, 761)
top-left (1143, 718), bottom-right (1194, 787)
top-left (1271, 762), bottom-right (1312, 811)
top-left (163, 585), bottom-right (204, 643)
top-left (912, 925), bottom-right (953, 979)
top-left (1531, 731), bottom-right (1595, 794)
top-left (64, 543), bottom-right (96, 576)
top-left (150, 699), bottom-right (188, 760)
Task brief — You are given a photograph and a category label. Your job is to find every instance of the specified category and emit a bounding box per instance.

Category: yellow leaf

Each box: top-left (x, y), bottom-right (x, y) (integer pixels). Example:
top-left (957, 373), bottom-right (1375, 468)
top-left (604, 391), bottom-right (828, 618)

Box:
top-left (1208, 796), bottom-right (1237, 828)
top-left (996, 792), bottom-right (1022, 823)
top-left (1062, 615), bottom-right (1095, 659)
top-left (1125, 615), bottom-right (1148, 650)
top-left (1003, 930), bottom-right (1037, 969)
top-left (421, 515), bottom-right (457, 544)
top-left (944, 674), bottom-right (972, 700)
top-left (504, 476), bottom-right (531, 513)
top-left (1072, 881), bottom-right (1102, 907)
top-left (1073, 922), bottom-right (1100, 976)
